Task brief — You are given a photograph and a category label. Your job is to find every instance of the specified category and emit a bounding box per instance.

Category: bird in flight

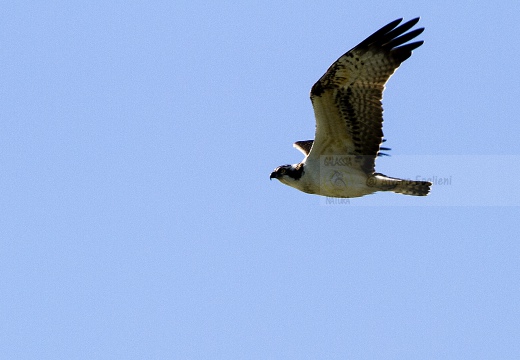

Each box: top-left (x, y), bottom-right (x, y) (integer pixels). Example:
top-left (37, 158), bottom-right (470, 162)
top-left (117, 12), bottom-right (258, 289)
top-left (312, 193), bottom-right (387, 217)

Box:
top-left (270, 18), bottom-right (432, 198)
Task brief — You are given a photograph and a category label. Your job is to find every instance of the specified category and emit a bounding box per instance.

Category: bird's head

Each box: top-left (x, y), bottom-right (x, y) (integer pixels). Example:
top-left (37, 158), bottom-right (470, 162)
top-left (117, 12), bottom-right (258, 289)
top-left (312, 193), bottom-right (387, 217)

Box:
top-left (269, 163), bottom-right (304, 183)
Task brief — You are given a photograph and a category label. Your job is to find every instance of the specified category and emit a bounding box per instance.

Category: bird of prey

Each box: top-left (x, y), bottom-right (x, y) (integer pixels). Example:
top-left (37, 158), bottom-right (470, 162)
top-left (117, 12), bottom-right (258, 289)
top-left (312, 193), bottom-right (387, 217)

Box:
top-left (270, 18), bottom-right (432, 198)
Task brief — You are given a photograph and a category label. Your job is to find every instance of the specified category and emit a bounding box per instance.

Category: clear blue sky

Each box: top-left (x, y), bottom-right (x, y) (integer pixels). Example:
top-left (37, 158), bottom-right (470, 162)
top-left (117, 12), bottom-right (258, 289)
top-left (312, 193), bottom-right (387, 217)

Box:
top-left (1, 1), bottom-right (519, 359)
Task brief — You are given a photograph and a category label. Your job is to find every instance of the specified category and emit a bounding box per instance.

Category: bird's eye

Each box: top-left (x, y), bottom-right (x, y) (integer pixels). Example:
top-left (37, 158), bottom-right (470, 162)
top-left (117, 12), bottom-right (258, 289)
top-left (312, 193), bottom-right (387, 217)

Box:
top-left (279, 168), bottom-right (286, 175)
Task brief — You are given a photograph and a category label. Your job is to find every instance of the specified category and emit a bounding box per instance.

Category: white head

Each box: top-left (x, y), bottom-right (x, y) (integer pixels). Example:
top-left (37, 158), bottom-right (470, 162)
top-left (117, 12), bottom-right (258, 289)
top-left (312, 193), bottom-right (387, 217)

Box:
top-left (269, 163), bottom-right (304, 186)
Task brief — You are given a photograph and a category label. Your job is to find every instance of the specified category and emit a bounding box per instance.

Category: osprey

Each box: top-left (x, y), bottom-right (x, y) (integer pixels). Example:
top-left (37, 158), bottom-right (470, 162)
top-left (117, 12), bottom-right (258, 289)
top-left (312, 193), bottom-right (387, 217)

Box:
top-left (270, 18), bottom-right (432, 198)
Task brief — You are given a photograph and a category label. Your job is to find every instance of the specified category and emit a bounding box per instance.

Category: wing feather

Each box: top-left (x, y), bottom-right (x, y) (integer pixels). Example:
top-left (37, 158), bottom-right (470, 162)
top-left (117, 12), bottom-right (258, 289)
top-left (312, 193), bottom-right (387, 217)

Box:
top-left (308, 18), bottom-right (424, 173)
top-left (293, 140), bottom-right (314, 156)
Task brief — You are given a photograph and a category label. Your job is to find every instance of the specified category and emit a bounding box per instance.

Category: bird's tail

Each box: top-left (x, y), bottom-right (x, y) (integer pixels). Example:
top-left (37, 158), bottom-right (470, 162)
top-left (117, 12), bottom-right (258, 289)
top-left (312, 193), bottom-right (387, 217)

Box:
top-left (368, 173), bottom-right (432, 196)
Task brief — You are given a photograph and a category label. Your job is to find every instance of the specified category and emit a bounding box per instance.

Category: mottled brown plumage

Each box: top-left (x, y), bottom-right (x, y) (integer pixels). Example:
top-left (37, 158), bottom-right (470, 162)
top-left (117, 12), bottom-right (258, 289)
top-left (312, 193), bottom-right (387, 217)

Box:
top-left (309, 17), bottom-right (423, 173)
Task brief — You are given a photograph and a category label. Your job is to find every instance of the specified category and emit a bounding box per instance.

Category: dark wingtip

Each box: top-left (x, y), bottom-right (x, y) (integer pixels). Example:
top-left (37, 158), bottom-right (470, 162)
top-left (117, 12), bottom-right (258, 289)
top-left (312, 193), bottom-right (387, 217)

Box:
top-left (407, 17), bottom-right (421, 27)
top-left (356, 17), bottom-right (424, 51)
top-left (356, 18), bottom-right (403, 48)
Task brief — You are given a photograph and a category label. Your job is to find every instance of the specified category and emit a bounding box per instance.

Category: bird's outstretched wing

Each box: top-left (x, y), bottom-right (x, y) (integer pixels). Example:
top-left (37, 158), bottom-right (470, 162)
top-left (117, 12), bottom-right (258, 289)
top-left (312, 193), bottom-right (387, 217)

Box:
top-left (307, 18), bottom-right (424, 173)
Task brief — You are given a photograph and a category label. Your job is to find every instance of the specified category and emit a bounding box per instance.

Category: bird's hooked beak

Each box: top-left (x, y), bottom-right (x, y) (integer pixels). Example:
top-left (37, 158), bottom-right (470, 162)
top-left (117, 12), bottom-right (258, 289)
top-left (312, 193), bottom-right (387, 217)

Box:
top-left (269, 171), bottom-right (277, 180)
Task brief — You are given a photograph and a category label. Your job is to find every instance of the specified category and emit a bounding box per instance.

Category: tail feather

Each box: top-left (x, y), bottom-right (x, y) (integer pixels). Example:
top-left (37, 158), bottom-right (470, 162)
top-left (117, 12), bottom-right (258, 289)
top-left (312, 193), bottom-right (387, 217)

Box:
top-left (393, 179), bottom-right (431, 196)
top-left (369, 174), bottom-right (432, 196)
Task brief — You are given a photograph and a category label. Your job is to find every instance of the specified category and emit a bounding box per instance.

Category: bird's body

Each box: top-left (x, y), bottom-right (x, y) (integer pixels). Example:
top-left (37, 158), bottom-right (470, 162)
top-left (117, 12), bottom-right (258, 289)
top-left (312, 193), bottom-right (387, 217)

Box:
top-left (270, 18), bottom-right (432, 198)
